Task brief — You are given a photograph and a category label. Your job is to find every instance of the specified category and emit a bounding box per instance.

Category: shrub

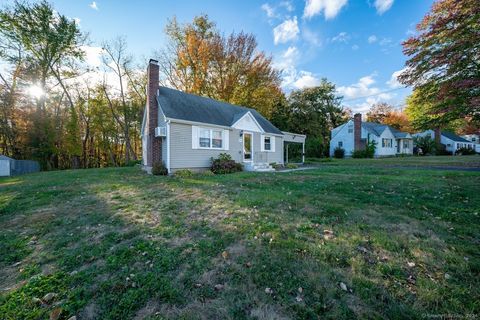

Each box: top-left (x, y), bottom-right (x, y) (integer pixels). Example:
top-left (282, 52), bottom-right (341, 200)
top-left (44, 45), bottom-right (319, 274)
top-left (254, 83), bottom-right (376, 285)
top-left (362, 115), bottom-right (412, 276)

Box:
top-left (352, 140), bottom-right (376, 158)
top-left (286, 163), bottom-right (298, 169)
top-left (414, 135), bottom-right (436, 155)
top-left (210, 153), bottom-right (243, 174)
top-left (151, 161), bottom-right (168, 175)
top-left (174, 169), bottom-right (194, 177)
top-left (333, 147), bottom-right (345, 159)
top-left (455, 147), bottom-right (476, 155)
top-left (272, 163), bottom-right (283, 170)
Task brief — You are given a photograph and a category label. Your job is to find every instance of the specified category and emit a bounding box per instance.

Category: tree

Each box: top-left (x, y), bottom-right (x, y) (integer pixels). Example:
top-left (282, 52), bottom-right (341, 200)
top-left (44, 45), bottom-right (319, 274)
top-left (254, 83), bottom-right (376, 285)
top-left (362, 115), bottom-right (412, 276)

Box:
top-left (159, 15), bottom-right (283, 118)
top-left (0, 0), bottom-right (84, 168)
top-left (271, 79), bottom-right (347, 157)
top-left (399, 0), bottom-right (480, 127)
top-left (382, 110), bottom-right (412, 132)
top-left (366, 102), bottom-right (394, 123)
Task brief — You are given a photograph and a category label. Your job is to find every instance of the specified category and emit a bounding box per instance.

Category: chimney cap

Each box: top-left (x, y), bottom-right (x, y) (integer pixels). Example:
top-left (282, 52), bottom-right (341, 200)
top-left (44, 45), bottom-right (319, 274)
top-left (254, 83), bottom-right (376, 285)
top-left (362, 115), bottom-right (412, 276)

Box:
top-left (149, 58), bottom-right (159, 65)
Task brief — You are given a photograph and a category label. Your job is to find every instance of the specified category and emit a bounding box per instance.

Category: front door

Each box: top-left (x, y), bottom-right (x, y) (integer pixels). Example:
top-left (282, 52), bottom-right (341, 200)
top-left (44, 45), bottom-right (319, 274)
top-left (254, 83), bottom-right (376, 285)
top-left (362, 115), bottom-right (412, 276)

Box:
top-left (243, 132), bottom-right (252, 162)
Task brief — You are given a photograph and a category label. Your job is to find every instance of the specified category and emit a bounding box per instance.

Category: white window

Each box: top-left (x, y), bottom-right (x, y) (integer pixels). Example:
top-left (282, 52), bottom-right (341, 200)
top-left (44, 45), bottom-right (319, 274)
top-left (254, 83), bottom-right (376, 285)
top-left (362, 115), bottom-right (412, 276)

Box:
top-left (264, 137), bottom-right (271, 151)
top-left (199, 128), bottom-right (211, 148)
top-left (403, 140), bottom-right (409, 149)
top-left (261, 135), bottom-right (275, 152)
top-left (338, 141), bottom-right (343, 147)
top-left (192, 126), bottom-right (229, 150)
top-left (382, 138), bottom-right (392, 148)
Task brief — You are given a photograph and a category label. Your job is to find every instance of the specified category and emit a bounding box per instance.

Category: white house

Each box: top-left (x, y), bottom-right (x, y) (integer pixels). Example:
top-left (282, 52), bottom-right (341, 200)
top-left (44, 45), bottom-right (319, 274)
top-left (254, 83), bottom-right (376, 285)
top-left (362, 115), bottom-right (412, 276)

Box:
top-left (462, 134), bottom-right (480, 153)
top-left (330, 113), bottom-right (413, 157)
top-left (413, 130), bottom-right (475, 153)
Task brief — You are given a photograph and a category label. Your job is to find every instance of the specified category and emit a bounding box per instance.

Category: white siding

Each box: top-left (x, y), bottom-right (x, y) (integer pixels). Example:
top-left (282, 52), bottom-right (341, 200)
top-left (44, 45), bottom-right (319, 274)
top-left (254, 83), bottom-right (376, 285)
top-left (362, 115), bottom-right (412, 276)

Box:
top-left (330, 120), bottom-right (355, 156)
top-left (0, 159), bottom-right (10, 176)
top-left (169, 122), bottom-right (283, 170)
top-left (375, 128), bottom-right (397, 156)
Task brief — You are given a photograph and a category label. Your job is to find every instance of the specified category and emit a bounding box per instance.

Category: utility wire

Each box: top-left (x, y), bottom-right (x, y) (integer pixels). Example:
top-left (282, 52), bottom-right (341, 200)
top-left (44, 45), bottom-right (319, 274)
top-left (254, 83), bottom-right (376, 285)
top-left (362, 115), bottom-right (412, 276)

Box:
top-left (341, 86), bottom-right (409, 102)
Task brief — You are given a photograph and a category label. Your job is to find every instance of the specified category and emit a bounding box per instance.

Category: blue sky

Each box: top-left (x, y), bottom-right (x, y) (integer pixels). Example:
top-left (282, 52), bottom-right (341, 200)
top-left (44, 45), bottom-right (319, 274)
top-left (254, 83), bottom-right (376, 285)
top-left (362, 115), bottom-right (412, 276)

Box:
top-left (47, 0), bottom-right (434, 113)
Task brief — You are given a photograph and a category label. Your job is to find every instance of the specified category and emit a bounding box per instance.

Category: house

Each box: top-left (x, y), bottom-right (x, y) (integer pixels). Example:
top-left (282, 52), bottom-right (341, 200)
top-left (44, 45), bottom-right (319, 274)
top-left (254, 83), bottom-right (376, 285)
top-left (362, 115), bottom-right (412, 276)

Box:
top-left (413, 130), bottom-right (475, 153)
top-left (329, 113), bottom-right (413, 157)
top-left (141, 59), bottom-right (306, 173)
top-left (462, 134), bottom-right (480, 153)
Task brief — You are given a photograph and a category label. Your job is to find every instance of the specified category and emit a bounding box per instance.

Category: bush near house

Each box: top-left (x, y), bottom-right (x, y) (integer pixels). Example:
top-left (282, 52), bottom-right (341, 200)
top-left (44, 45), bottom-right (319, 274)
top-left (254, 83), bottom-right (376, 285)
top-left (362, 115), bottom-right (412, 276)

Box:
top-left (455, 147), bottom-right (476, 155)
top-left (414, 136), bottom-right (436, 155)
top-left (286, 163), bottom-right (298, 169)
top-left (210, 153), bottom-right (243, 174)
top-left (352, 140), bottom-right (376, 158)
top-left (333, 147), bottom-right (345, 159)
top-left (151, 161), bottom-right (168, 175)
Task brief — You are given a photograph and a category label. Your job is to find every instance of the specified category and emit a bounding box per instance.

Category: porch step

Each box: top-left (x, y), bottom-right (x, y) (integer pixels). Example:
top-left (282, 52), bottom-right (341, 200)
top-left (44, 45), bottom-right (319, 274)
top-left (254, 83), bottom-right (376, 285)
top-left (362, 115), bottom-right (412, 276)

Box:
top-left (245, 162), bottom-right (275, 172)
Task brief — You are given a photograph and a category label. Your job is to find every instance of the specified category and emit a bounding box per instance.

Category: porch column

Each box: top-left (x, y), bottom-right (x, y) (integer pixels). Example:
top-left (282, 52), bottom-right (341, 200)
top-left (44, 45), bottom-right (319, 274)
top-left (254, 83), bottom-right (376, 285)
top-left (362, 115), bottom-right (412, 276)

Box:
top-left (302, 142), bottom-right (305, 163)
top-left (286, 144), bottom-right (289, 163)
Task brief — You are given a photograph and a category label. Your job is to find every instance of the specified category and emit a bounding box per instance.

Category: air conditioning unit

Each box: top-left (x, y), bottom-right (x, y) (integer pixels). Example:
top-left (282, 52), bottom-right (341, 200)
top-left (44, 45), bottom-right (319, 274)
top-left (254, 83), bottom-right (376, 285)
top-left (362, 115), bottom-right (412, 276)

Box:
top-left (155, 126), bottom-right (167, 137)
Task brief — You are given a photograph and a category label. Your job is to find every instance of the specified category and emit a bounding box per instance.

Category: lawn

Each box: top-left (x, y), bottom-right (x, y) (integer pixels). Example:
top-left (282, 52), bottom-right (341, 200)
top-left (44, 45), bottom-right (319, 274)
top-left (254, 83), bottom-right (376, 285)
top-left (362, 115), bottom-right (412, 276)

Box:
top-left (1, 156), bottom-right (479, 319)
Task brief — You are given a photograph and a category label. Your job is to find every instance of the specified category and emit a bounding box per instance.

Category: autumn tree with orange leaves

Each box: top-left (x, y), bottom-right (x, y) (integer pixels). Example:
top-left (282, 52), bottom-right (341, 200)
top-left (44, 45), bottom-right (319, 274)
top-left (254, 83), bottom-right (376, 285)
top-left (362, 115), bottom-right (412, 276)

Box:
top-left (158, 15), bottom-right (283, 118)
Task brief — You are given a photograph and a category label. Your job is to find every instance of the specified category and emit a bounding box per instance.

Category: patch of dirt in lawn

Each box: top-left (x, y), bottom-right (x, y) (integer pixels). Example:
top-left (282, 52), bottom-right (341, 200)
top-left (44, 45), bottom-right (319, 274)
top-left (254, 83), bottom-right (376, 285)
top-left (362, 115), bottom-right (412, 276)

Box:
top-left (250, 304), bottom-right (290, 320)
top-left (78, 301), bottom-right (99, 320)
top-left (133, 299), bottom-right (161, 320)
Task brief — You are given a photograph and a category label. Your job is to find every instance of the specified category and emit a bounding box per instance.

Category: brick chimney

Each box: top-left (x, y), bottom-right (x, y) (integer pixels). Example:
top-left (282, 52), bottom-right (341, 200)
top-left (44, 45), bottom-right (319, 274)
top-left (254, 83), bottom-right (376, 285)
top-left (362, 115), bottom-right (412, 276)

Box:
top-left (354, 113), bottom-right (362, 151)
top-left (146, 59), bottom-right (161, 167)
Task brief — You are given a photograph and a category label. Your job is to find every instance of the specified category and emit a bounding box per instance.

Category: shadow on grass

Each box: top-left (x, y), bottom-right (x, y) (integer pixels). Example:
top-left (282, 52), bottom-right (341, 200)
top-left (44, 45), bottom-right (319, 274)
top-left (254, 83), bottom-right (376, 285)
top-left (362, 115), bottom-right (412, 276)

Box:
top-left (0, 166), bottom-right (479, 319)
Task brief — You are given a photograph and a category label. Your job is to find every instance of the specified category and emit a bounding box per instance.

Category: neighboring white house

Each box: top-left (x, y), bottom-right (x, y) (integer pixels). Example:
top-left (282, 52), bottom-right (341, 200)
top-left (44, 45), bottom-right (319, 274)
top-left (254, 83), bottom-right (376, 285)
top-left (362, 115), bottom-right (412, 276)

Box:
top-left (413, 130), bottom-right (475, 153)
top-left (141, 59), bottom-right (306, 173)
top-left (462, 134), bottom-right (480, 153)
top-left (330, 113), bottom-right (413, 157)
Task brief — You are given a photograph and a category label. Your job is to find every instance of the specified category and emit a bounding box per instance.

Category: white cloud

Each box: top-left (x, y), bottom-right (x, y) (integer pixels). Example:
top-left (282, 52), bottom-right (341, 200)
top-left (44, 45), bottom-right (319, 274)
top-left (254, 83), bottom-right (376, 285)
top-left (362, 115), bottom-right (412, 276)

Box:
top-left (367, 35), bottom-right (377, 44)
top-left (261, 3), bottom-right (277, 18)
top-left (273, 17), bottom-right (299, 45)
top-left (379, 37), bottom-right (392, 46)
top-left (293, 71), bottom-right (321, 89)
top-left (374, 0), bottom-right (394, 15)
top-left (274, 46), bottom-right (300, 70)
top-left (331, 32), bottom-right (349, 43)
top-left (352, 44), bottom-right (359, 50)
top-left (337, 74), bottom-right (379, 100)
top-left (337, 73), bottom-right (399, 112)
top-left (387, 68), bottom-right (406, 88)
top-left (303, 0), bottom-right (348, 20)
top-left (280, 1), bottom-right (294, 12)
top-left (89, 1), bottom-right (98, 10)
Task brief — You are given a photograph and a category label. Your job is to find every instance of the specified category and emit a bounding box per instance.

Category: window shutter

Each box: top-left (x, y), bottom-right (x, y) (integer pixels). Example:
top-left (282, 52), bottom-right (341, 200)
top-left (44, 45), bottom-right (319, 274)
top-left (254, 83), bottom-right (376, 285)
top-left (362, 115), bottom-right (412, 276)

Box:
top-left (271, 136), bottom-right (275, 152)
top-left (260, 134), bottom-right (265, 152)
top-left (192, 126), bottom-right (199, 149)
top-left (223, 130), bottom-right (229, 150)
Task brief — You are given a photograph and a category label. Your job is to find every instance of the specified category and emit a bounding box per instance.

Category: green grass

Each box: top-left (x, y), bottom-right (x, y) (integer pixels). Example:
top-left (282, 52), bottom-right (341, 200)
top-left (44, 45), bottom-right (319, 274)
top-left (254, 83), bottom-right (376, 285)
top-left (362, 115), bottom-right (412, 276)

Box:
top-left (0, 156), bottom-right (479, 319)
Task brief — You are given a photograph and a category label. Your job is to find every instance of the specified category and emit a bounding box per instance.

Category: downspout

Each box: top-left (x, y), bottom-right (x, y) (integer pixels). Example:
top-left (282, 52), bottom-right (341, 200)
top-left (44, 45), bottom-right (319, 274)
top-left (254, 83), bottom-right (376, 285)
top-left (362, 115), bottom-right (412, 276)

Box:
top-left (166, 120), bottom-right (171, 173)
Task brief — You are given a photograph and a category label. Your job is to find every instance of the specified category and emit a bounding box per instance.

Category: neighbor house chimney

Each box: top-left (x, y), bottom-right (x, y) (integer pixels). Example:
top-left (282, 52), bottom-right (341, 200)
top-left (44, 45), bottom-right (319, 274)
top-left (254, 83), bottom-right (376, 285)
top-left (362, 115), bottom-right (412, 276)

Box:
top-left (146, 59), bottom-right (161, 167)
top-left (354, 113), bottom-right (362, 151)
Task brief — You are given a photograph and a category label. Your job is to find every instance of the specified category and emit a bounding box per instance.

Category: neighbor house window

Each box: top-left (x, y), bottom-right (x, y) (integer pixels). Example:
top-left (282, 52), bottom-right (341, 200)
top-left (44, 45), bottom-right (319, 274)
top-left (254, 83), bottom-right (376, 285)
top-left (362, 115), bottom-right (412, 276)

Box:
top-left (264, 136), bottom-right (271, 151)
top-left (382, 138), bottom-right (392, 148)
top-left (338, 141), bottom-right (343, 147)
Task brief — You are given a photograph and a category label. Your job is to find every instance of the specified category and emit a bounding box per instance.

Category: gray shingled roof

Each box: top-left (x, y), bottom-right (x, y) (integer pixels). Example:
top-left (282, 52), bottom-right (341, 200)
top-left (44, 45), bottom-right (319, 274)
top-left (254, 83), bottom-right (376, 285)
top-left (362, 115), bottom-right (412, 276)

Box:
top-left (441, 131), bottom-right (471, 143)
top-left (157, 86), bottom-right (283, 135)
top-left (361, 122), bottom-right (411, 139)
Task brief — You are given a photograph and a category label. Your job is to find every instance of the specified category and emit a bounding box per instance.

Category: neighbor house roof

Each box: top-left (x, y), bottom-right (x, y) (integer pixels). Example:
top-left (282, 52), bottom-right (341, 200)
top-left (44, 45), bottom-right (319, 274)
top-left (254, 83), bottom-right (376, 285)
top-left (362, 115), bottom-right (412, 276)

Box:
top-left (441, 131), bottom-right (471, 143)
top-left (361, 122), bottom-right (411, 139)
top-left (156, 86), bottom-right (283, 135)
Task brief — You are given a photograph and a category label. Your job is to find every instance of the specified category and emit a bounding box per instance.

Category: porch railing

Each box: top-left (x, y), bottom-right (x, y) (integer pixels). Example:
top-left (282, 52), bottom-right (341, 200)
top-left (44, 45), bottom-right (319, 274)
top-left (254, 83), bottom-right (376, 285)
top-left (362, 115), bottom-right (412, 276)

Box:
top-left (254, 151), bottom-right (269, 164)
